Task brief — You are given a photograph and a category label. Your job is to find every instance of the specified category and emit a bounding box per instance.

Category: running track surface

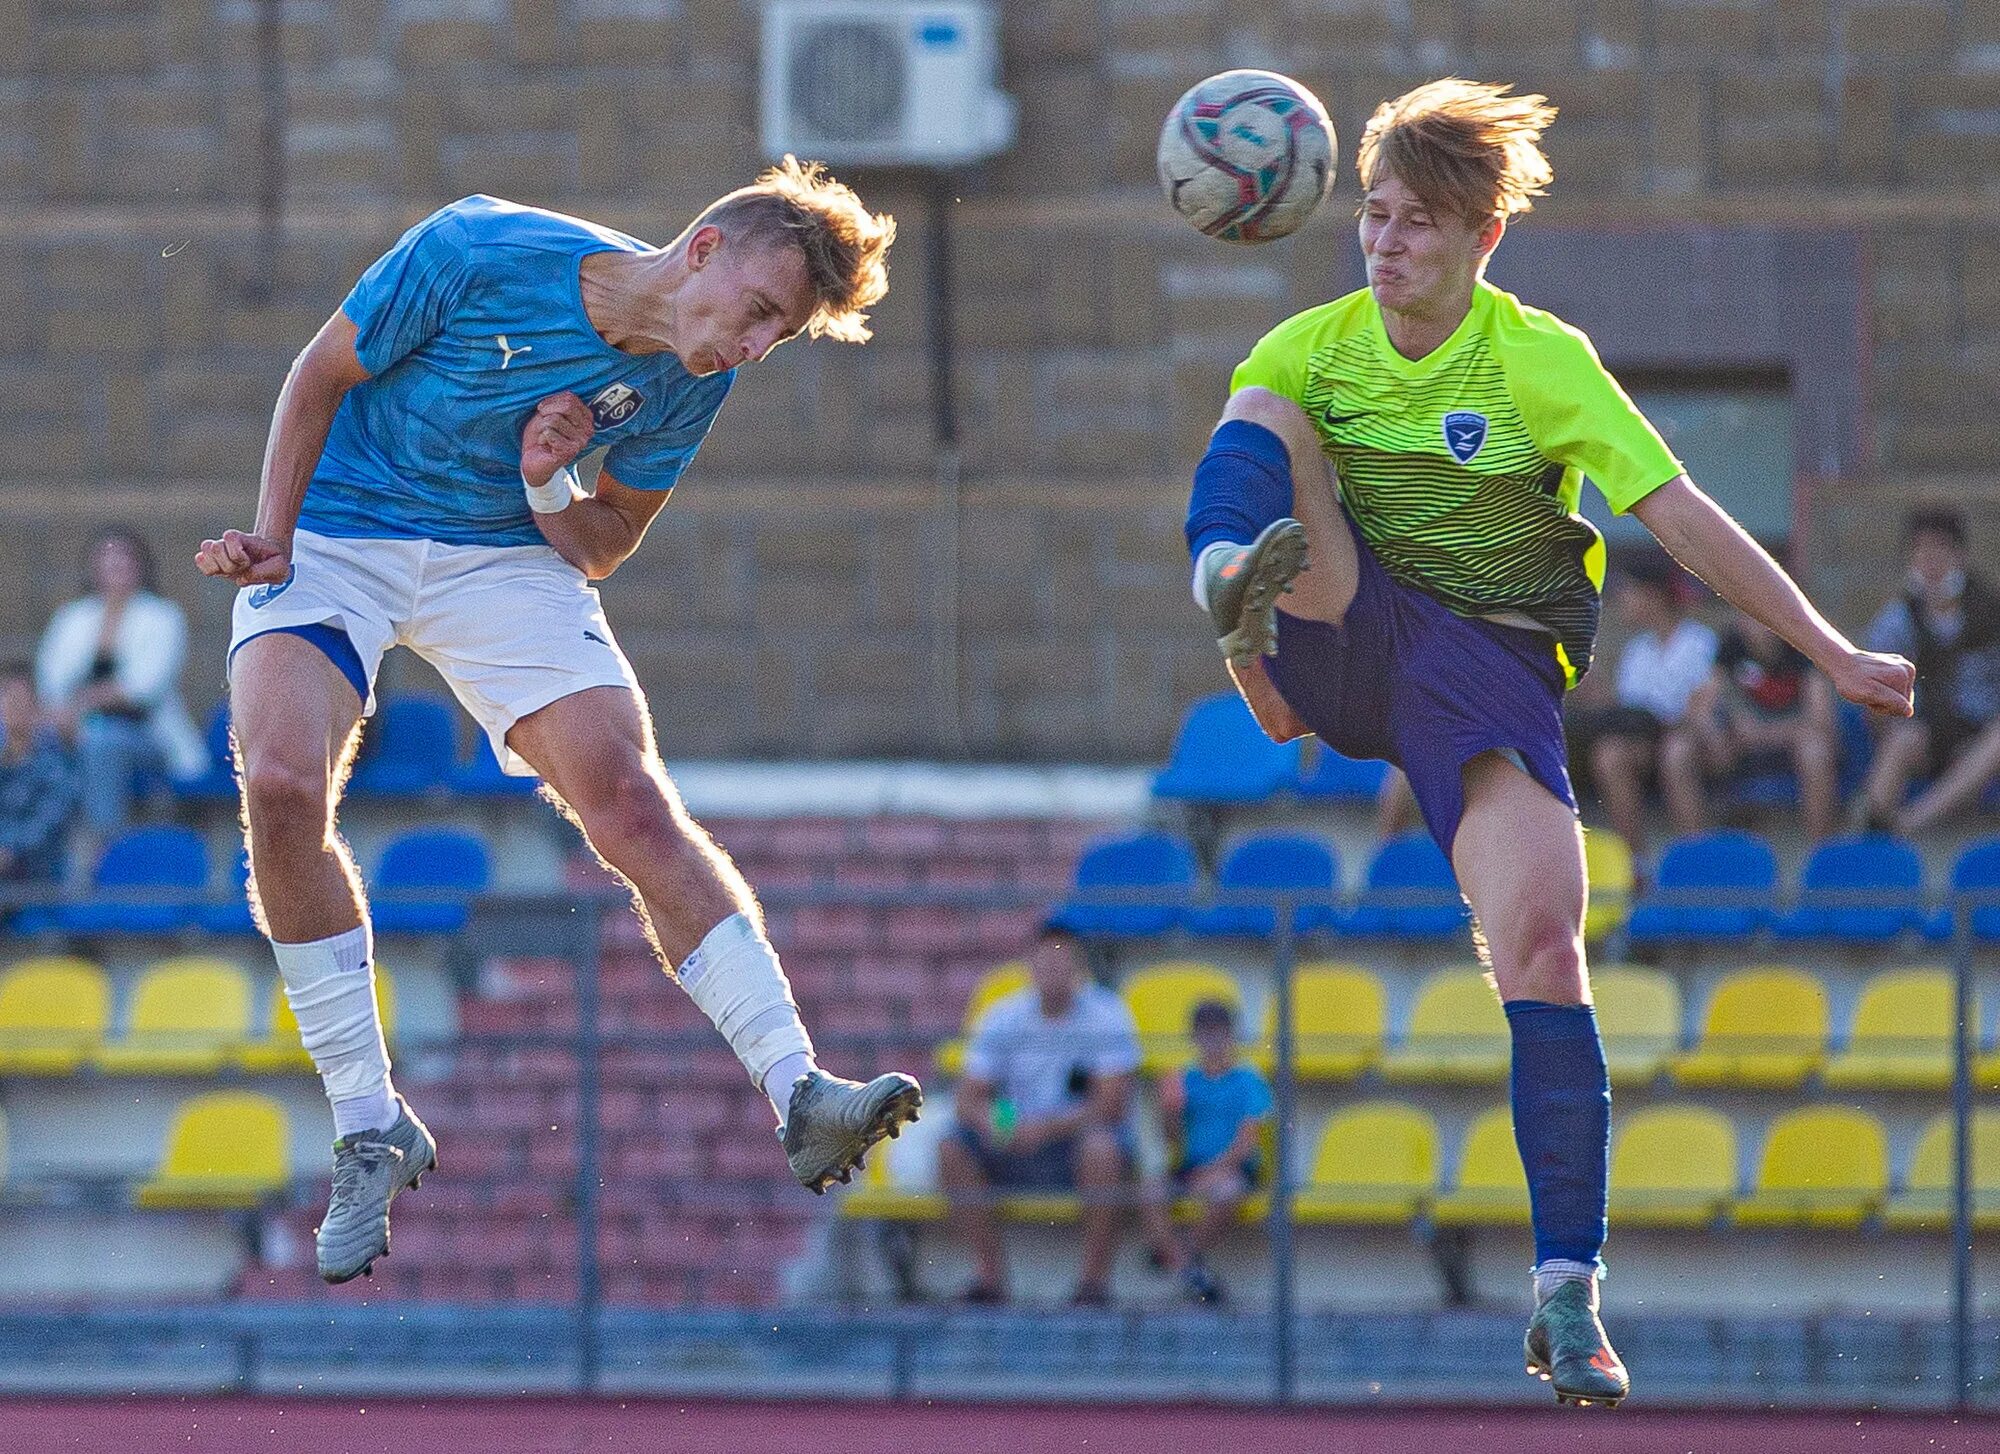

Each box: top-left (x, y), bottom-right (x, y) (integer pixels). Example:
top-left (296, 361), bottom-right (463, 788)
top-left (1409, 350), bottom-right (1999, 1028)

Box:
top-left (2, 1399), bottom-right (1995, 1454)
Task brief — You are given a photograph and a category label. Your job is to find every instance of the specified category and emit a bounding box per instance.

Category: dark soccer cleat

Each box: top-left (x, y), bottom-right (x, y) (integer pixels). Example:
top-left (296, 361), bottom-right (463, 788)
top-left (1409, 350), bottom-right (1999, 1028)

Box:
top-left (1524, 1278), bottom-right (1630, 1407)
top-left (781, 1069), bottom-right (923, 1194)
top-left (1200, 519), bottom-right (1310, 668)
top-left (315, 1095), bottom-right (438, 1285)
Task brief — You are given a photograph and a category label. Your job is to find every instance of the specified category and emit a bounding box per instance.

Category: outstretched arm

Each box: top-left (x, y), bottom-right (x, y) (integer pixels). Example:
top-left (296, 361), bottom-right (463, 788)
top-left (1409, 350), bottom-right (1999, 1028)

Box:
top-left (1630, 476), bottom-right (1914, 716)
top-left (520, 392), bottom-right (670, 580)
top-left (196, 311), bottom-right (369, 586)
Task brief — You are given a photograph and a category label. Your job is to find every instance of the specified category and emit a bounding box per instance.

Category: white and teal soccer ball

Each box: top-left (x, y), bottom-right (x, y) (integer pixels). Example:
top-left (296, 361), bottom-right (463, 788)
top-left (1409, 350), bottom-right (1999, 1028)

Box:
top-left (1157, 70), bottom-right (1336, 244)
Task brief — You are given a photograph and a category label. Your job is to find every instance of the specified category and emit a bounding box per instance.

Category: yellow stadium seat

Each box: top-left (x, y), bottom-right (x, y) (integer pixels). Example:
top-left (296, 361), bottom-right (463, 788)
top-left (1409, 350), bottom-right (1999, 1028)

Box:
top-left (134, 1090), bottom-right (289, 1209)
top-left (1251, 963), bottom-right (1385, 1081)
top-left (1670, 966), bottom-right (1828, 1089)
top-left (1432, 1105), bottom-right (1531, 1225)
top-left (935, 961), bottom-right (1030, 1077)
top-left (1379, 969), bottom-right (1509, 1084)
top-left (237, 964), bottom-right (396, 1074)
top-left (839, 1134), bottom-right (946, 1221)
top-left (1294, 1102), bottom-right (1438, 1224)
top-left (1883, 1111), bottom-right (2000, 1231)
top-left (1583, 830), bottom-right (1635, 942)
top-left (1823, 968), bottom-right (1957, 1092)
top-left (0, 956), bottom-right (111, 1074)
top-left (1592, 964), bottom-right (1681, 1086)
top-left (95, 957), bottom-right (253, 1074)
top-left (1733, 1106), bottom-right (1888, 1228)
top-left (1608, 1106), bottom-right (1736, 1227)
top-left (1123, 961), bottom-right (1243, 1076)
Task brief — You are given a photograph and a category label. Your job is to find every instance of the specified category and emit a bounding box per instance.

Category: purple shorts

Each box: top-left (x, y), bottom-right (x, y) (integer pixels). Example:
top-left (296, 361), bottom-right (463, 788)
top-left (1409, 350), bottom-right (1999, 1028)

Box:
top-left (1265, 516), bottom-right (1577, 854)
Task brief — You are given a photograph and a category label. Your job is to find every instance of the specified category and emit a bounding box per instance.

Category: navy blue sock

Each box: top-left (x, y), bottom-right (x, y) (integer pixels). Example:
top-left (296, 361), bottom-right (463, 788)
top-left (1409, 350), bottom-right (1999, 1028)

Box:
top-left (1504, 999), bottom-right (1610, 1271)
top-left (1185, 419), bottom-right (1294, 561)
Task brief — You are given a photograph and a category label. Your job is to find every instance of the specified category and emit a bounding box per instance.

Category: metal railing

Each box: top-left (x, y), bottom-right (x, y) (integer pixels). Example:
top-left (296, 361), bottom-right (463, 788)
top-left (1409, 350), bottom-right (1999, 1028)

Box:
top-left (0, 880), bottom-right (1993, 1407)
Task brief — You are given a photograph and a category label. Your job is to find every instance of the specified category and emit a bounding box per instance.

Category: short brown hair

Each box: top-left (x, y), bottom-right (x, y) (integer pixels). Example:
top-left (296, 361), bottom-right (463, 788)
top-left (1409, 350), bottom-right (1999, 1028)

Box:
top-left (696, 155), bottom-right (895, 344)
top-left (1358, 79), bottom-right (1557, 223)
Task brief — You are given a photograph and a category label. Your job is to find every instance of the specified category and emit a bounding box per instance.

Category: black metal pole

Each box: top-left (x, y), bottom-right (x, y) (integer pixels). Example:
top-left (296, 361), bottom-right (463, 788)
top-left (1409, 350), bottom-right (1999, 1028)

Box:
top-left (252, 0), bottom-right (285, 304)
top-left (925, 171), bottom-right (959, 451)
top-left (576, 901), bottom-right (604, 1392)
top-left (1270, 896), bottom-right (1299, 1405)
top-left (1951, 890), bottom-right (1975, 1414)
top-left (924, 170), bottom-right (965, 754)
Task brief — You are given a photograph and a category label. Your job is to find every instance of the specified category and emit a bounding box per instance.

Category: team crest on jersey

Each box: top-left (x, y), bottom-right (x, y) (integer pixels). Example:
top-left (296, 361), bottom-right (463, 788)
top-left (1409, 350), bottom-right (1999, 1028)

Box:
top-left (247, 565), bottom-right (295, 609)
top-left (587, 382), bottom-right (643, 429)
top-left (1443, 410), bottom-right (1488, 464)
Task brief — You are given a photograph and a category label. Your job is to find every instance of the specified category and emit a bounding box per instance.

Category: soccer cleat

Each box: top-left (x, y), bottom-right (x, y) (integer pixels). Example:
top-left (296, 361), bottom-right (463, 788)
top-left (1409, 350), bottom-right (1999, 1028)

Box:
top-left (1524, 1278), bottom-right (1630, 1408)
top-left (315, 1094), bottom-right (438, 1285)
top-left (1200, 519), bottom-right (1310, 667)
top-left (780, 1069), bottom-right (923, 1194)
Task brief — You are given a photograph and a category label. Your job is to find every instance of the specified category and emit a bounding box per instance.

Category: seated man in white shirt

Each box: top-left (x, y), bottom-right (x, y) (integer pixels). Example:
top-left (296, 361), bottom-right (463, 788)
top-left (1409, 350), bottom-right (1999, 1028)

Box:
top-left (1585, 556), bottom-right (1718, 860)
top-left (939, 923), bottom-right (1141, 1307)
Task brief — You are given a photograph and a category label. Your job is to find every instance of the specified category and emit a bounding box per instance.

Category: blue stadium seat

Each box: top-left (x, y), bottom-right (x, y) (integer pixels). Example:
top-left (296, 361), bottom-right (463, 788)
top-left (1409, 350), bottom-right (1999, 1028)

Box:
top-left (1185, 832), bottom-right (1340, 938)
top-left (36, 826), bottom-right (211, 934)
top-left (174, 702), bottom-right (238, 801)
top-left (195, 848), bottom-right (259, 936)
top-left (1772, 834), bottom-right (1924, 942)
top-left (1926, 836), bottom-right (2000, 943)
top-left (370, 830), bottom-right (490, 934)
top-left (1295, 742), bottom-right (1388, 801)
top-left (448, 734), bottom-right (540, 797)
top-left (1339, 832), bottom-right (1468, 939)
top-left (1055, 830), bottom-right (1198, 938)
top-left (1151, 693), bottom-right (1302, 804)
top-left (1627, 830), bottom-right (1777, 942)
top-left (348, 698), bottom-right (456, 797)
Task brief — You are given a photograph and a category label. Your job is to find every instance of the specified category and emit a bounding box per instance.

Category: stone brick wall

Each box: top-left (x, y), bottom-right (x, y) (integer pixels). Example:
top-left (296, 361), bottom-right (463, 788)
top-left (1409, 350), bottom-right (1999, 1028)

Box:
top-left (4, 1), bottom-right (1997, 757)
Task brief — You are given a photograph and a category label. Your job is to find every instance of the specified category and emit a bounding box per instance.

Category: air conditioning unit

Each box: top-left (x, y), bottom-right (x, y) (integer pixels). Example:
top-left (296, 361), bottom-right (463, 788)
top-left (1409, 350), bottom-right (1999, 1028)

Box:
top-left (760, 1), bottom-right (1016, 167)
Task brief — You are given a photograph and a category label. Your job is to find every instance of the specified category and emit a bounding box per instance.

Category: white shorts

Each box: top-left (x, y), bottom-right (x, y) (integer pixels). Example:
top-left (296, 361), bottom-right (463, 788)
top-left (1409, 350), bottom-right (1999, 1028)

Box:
top-left (227, 529), bottom-right (639, 776)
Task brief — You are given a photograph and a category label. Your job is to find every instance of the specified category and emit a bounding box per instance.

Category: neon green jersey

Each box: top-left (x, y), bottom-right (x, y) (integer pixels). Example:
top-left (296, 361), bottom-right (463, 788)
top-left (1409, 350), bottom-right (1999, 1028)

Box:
top-left (1231, 279), bottom-right (1682, 685)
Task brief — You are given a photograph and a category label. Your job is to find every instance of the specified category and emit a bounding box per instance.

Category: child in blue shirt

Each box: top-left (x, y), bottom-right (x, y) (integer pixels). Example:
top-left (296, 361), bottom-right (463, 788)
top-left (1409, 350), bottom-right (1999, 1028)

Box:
top-left (1143, 998), bottom-right (1272, 1304)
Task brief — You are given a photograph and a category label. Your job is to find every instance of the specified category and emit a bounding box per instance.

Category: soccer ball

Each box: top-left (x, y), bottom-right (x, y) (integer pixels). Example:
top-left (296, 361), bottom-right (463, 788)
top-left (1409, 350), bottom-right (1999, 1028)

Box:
top-left (1157, 70), bottom-right (1336, 244)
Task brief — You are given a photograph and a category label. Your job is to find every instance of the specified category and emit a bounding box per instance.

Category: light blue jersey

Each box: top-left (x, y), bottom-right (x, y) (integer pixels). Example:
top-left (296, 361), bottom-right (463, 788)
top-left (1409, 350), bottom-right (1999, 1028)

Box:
top-left (303, 195), bottom-right (734, 547)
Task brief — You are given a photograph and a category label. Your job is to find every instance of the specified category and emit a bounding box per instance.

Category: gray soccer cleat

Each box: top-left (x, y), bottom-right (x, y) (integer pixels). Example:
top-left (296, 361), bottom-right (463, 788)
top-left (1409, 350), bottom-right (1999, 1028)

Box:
top-left (1199, 519), bottom-right (1310, 667)
top-left (780, 1069), bottom-right (923, 1194)
top-left (315, 1094), bottom-right (437, 1285)
top-left (1524, 1278), bottom-right (1631, 1408)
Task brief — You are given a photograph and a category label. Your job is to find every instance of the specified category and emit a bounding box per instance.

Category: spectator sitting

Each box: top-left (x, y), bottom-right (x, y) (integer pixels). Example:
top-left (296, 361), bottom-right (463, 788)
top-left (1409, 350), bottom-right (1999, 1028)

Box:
top-left (1139, 998), bottom-right (1271, 1306)
top-left (1585, 556), bottom-right (1719, 859)
top-left (1857, 507), bottom-right (2000, 835)
top-left (0, 660), bottom-right (79, 885)
top-left (938, 923), bottom-right (1139, 1307)
top-left (35, 529), bottom-right (209, 863)
top-left (1668, 613), bottom-right (1840, 842)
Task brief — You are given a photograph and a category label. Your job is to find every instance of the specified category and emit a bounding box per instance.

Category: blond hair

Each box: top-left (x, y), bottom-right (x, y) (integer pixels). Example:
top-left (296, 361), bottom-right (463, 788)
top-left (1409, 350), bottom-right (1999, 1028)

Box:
top-left (696, 156), bottom-right (894, 344)
top-left (1357, 79), bottom-right (1556, 222)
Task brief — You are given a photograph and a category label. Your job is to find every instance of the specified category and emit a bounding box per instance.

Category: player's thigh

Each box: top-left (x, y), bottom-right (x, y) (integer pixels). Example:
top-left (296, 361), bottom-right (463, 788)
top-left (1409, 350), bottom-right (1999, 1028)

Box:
top-left (507, 684), bottom-right (676, 826)
top-left (1222, 387), bottom-right (1357, 624)
top-left (1451, 751), bottom-right (1588, 1003)
top-left (228, 631), bottom-right (365, 801)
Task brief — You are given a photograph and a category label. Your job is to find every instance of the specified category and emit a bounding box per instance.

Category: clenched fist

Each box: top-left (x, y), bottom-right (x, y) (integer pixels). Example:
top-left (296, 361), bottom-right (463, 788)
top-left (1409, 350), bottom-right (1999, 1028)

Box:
top-left (1828, 648), bottom-right (1917, 717)
top-left (521, 392), bottom-right (596, 488)
top-left (195, 529), bottom-right (291, 587)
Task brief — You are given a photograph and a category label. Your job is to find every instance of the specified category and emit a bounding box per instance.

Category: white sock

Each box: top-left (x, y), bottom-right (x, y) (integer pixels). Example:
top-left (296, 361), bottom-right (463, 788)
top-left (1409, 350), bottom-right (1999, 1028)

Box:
top-left (676, 912), bottom-right (817, 1127)
top-left (271, 924), bottom-right (397, 1139)
top-left (1533, 1260), bottom-right (1600, 1306)
top-left (1192, 540), bottom-right (1241, 608)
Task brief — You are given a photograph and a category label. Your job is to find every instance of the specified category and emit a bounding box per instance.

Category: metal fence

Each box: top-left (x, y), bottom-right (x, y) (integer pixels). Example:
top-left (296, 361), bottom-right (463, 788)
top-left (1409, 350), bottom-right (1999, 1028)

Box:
top-left (0, 881), bottom-right (1993, 1408)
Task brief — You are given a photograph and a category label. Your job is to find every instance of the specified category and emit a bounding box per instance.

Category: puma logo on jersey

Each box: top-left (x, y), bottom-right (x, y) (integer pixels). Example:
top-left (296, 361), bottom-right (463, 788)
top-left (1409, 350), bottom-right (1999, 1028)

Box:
top-left (496, 335), bottom-right (532, 369)
top-left (1443, 410), bottom-right (1488, 464)
top-left (587, 382), bottom-right (643, 428)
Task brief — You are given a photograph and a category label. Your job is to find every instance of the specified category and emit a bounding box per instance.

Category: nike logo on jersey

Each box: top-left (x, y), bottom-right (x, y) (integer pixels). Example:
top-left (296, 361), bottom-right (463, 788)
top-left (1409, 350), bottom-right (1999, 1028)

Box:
top-left (1323, 411), bottom-right (1367, 427)
top-left (1443, 410), bottom-right (1488, 464)
top-left (496, 334), bottom-right (532, 369)
top-left (582, 629), bottom-right (609, 646)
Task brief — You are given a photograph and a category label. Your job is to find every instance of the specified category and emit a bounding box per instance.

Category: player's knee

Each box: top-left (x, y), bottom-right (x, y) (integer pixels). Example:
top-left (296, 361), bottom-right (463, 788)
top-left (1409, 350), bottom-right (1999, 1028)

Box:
top-left (579, 760), bottom-right (687, 861)
top-left (1505, 912), bottom-right (1587, 1003)
top-left (240, 751), bottom-right (334, 834)
top-left (1075, 1128), bottom-right (1128, 1184)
